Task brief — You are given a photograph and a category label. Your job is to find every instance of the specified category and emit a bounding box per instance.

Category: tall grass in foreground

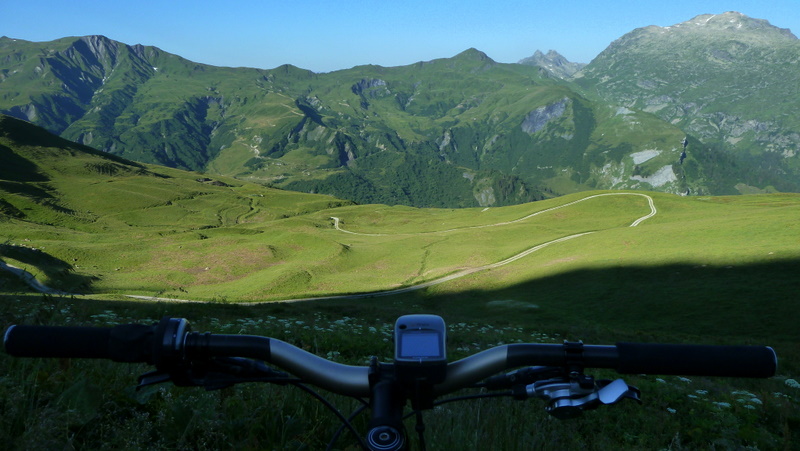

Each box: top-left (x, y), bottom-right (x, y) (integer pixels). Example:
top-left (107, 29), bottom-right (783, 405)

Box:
top-left (1, 293), bottom-right (798, 450)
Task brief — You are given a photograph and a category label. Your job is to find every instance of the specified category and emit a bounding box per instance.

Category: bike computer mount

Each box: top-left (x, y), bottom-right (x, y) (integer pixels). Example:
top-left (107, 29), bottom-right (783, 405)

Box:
top-left (393, 314), bottom-right (447, 384)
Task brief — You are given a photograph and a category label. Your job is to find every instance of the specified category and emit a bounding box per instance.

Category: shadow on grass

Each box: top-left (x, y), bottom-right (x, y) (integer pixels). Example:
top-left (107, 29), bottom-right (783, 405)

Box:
top-left (2, 258), bottom-right (797, 370)
top-left (419, 258), bottom-right (800, 342)
top-left (0, 243), bottom-right (98, 294)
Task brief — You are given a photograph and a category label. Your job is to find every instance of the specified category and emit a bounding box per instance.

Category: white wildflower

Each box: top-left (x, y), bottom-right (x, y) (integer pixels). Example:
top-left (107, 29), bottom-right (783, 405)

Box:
top-left (666, 408), bottom-right (677, 414)
top-left (732, 390), bottom-right (756, 397)
top-left (713, 402), bottom-right (731, 408)
top-left (785, 379), bottom-right (800, 389)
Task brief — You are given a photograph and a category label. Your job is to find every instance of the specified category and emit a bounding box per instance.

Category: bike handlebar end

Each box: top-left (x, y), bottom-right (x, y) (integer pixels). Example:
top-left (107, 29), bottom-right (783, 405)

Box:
top-left (3, 325), bottom-right (15, 352)
top-left (616, 342), bottom-right (778, 378)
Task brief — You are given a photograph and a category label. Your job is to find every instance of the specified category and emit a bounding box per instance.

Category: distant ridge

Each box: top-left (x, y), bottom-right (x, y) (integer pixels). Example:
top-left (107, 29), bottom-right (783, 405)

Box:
top-left (518, 50), bottom-right (586, 79)
top-left (1, 11), bottom-right (799, 207)
top-left (575, 11), bottom-right (800, 195)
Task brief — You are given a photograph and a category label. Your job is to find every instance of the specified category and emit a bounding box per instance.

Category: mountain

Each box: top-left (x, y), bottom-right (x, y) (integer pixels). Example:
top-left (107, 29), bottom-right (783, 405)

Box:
top-left (518, 50), bottom-right (586, 79)
top-left (0, 113), bottom-right (348, 228)
top-left (0, 31), bottom-right (793, 206)
top-left (575, 12), bottom-right (800, 193)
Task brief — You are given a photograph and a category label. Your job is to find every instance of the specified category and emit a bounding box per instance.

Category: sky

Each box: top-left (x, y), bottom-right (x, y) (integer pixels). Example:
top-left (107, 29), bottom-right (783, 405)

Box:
top-left (2, 0), bottom-right (799, 73)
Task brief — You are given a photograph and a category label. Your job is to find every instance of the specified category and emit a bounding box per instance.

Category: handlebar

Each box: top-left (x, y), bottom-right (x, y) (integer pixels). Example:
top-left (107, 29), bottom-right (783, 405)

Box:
top-left (3, 319), bottom-right (778, 399)
top-left (3, 317), bottom-right (779, 450)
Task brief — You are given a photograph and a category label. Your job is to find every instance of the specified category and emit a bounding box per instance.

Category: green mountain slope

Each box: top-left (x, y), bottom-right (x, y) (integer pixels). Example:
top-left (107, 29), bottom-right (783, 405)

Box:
top-left (575, 12), bottom-right (800, 193)
top-left (0, 36), bottom-right (759, 206)
top-left (2, 114), bottom-right (798, 308)
top-left (1, 115), bottom-right (798, 451)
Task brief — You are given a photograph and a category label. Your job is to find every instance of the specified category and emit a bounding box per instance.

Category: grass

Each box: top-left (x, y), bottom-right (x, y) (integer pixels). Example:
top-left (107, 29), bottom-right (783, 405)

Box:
top-left (2, 122), bottom-right (799, 448)
top-left (1, 293), bottom-right (798, 450)
top-left (2, 189), bottom-right (799, 448)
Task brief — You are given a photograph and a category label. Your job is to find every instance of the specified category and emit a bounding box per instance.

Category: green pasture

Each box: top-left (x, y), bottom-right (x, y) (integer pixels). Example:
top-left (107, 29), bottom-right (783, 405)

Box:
top-left (2, 173), bottom-right (799, 448)
top-left (2, 120), bottom-right (799, 448)
top-left (2, 173), bottom-right (799, 306)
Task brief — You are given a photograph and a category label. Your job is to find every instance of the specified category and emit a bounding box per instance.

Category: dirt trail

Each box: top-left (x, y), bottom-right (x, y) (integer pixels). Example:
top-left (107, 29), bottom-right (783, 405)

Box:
top-left (331, 192), bottom-right (656, 236)
top-left (4, 193), bottom-right (656, 304)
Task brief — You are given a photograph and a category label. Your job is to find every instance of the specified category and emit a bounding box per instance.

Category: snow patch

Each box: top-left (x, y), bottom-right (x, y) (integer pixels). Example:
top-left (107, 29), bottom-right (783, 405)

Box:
top-left (630, 165), bottom-right (677, 187)
top-left (630, 149), bottom-right (661, 164)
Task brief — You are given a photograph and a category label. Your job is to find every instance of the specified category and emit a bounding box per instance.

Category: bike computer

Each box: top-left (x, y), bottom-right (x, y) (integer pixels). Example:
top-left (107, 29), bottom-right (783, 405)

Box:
top-left (394, 314), bottom-right (447, 383)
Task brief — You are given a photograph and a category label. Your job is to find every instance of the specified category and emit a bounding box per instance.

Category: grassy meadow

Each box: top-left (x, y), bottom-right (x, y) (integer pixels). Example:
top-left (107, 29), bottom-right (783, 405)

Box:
top-left (1, 119), bottom-right (799, 448)
top-left (2, 186), bottom-right (799, 449)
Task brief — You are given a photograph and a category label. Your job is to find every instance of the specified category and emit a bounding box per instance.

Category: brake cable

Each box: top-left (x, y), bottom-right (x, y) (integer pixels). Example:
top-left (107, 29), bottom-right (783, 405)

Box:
top-left (138, 357), bottom-right (372, 450)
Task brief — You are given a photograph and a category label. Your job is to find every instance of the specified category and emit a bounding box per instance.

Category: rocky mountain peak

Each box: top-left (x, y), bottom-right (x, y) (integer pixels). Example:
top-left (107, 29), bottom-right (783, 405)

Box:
top-left (78, 35), bottom-right (119, 57)
top-left (518, 49), bottom-right (585, 79)
top-left (649, 11), bottom-right (797, 41)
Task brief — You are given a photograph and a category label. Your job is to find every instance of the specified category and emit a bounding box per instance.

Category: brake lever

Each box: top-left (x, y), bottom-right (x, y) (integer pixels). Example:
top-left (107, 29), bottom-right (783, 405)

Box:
top-left (137, 370), bottom-right (172, 389)
top-left (524, 377), bottom-right (641, 419)
top-left (597, 378), bottom-right (641, 405)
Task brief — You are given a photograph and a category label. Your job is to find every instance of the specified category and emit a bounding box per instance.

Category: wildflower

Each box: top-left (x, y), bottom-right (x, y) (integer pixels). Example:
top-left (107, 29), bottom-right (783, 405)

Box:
top-left (732, 390), bottom-right (756, 397)
top-left (695, 389), bottom-right (708, 395)
top-left (743, 404), bottom-right (756, 410)
top-left (666, 408), bottom-right (677, 414)
top-left (713, 402), bottom-right (731, 408)
top-left (678, 377), bottom-right (692, 383)
top-left (656, 378), bottom-right (666, 384)
top-left (785, 379), bottom-right (800, 389)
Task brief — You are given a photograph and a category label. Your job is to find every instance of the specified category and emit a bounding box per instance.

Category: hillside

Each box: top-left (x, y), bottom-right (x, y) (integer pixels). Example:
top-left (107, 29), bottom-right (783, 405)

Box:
top-left (1, 114), bottom-right (799, 450)
top-left (575, 12), bottom-right (800, 193)
top-left (0, 114), bottom-right (354, 296)
top-left (0, 35), bottom-right (772, 206)
top-left (2, 114), bottom-right (798, 317)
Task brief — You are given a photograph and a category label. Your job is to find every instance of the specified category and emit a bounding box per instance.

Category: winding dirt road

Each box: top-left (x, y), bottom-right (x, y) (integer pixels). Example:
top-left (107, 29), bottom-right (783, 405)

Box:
top-left (314, 192), bottom-right (656, 302)
top-left (4, 193), bottom-right (656, 303)
top-left (332, 192), bottom-right (655, 236)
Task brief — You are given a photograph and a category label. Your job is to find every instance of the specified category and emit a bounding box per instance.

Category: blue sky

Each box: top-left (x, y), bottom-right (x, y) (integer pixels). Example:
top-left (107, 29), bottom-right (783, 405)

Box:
top-left (3, 0), bottom-right (798, 72)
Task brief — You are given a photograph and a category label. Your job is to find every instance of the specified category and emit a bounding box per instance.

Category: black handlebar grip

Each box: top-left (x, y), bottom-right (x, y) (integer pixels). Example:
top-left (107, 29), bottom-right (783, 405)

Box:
top-left (4, 324), bottom-right (155, 362)
top-left (4, 325), bottom-right (113, 358)
top-left (616, 342), bottom-right (777, 378)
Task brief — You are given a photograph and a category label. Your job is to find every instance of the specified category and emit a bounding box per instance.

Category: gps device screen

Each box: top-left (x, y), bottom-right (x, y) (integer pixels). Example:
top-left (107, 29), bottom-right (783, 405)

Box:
top-left (394, 314), bottom-right (447, 385)
top-left (399, 330), bottom-right (442, 358)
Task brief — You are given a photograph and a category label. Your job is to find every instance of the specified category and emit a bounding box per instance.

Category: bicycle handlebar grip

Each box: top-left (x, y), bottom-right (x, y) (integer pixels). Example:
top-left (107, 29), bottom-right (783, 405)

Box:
top-left (616, 342), bottom-right (777, 378)
top-left (4, 324), bottom-right (155, 363)
top-left (5, 325), bottom-right (113, 358)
